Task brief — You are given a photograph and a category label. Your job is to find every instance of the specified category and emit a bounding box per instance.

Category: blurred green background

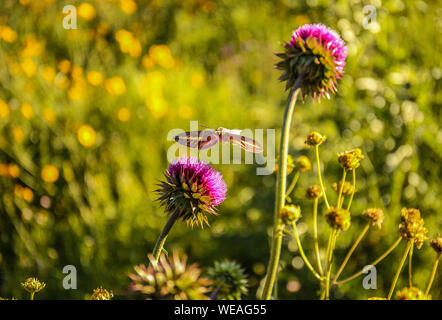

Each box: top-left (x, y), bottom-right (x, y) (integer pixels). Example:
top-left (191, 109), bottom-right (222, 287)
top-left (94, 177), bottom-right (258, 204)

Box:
top-left (0, 0), bottom-right (440, 299)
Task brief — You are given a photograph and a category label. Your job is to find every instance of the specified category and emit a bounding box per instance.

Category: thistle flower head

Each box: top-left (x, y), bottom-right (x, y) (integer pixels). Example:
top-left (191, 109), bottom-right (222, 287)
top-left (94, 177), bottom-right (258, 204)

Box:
top-left (296, 155), bottom-right (312, 172)
top-left (276, 24), bottom-right (347, 100)
top-left (156, 157), bottom-right (227, 227)
top-left (207, 260), bottom-right (248, 300)
top-left (306, 185), bottom-right (322, 199)
top-left (363, 208), bottom-right (385, 229)
top-left (430, 233), bottom-right (442, 255)
top-left (280, 204), bottom-right (301, 224)
top-left (90, 287), bottom-right (114, 300)
top-left (305, 131), bottom-right (326, 147)
top-left (398, 208), bottom-right (428, 249)
top-left (332, 181), bottom-right (355, 196)
top-left (337, 148), bottom-right (364, 171)
top-left (128, 252), bottom-right (211, 300)
top-left (21, 277), bottom-right (46, 294)
top-left (325, 207), bottom-right (351, 231)
top-left (395, 286), bottom-right (428, 300)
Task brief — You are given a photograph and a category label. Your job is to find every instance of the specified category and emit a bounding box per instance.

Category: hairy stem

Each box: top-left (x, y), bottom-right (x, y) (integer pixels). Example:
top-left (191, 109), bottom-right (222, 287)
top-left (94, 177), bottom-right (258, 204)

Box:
top-left (152, 210), bottom-right (180, 261)
top-left (334, 237), bottom-right (402, 285)
top-left (322, 228), bottom-right (337, 299)
top-left (262, 83), bottom-right (302, 300)
top-left (315, 145), bottom-right (330, 209)
top-left (333, 222), bottom-right (370, 284)
top-left (387, 240), bottom-right (412, 300)
top-left (408, 242), bottom-right (414, 287)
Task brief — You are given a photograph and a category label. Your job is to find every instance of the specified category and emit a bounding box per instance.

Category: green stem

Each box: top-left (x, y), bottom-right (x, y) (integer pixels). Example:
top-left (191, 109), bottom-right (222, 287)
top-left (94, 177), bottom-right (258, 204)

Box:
top-left (292, 222), bottom-right (322, 280)
top-left (312, 198), bottom-right (323, 276)
top-left (262, 84), bottom-right (302, 300)
top-left (424, 253), bottom-right (440, 297)
top-left (285, 171), bottom-right (300, 200)
top-left (408, 242), bottom-right (414, 287)
top-left (315, 145), bottom-right (330, 209)
top-left (333, 222), bottom-right (370, 284)
top-left (30, 292), bottom-right (34, 300)
top-left (337, 168), bottom-right (347, 209)
top-left (152, 211), bottom-right (180, 261)
top-left (346, 169), bottom-right (356, 211)
top-left (322, 228), bottom-right (337, 299)
top-left (334, 237), bottom-right (402, 285)
top-left (387, 240), bottom-right (412, 300)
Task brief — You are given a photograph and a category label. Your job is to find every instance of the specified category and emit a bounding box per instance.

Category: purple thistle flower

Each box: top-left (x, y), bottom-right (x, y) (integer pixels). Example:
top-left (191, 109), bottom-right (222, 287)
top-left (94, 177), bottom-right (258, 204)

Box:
top-left (156, 157), bottom-right (227, 227)
top-left (276, 23), bottom-right (347, 101)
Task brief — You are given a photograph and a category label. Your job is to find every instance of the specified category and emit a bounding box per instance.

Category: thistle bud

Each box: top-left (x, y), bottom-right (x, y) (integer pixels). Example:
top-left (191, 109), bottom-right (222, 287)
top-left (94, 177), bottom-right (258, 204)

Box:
top-left (90, 287), bottom-right (114, 300)
top-left (363, 208), bottom-right (385, 229)
top-left (296, 155), bottom-right (312, 172)
top-left (21, 277), bottom-right (46, 295)
top-left (280, 204), bottom-right (301, 224)
top-left (398, 208), bottom-right (428, 249)
top-left (337, 148), bottom-right (364, 170)
top-left (305, 132), bottom-right (326, 147)
top-left (332, 181), bottom-right (355, 196)
top-left (306, 185), bottom-right (322, 199)
top-left (395, 286), bottom-right (428, 300)
top-left (325, 207), bottom-right (351, 231)
top-left (430, 234), bottom-right (442, 255)
top-left (207, 260), bottom-right (248, 300)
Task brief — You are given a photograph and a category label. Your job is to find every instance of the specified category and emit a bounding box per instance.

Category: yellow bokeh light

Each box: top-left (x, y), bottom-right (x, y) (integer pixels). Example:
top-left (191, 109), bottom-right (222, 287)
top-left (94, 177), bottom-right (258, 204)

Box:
top-left (178, 105), bottom-right (194, 119)
top-left (78, 3), bottom-right (96, 21)
top-left (0, 99), bottom-right (10, 118)
top-left (0, 25), bottom-right (18, 43)
top-left (190, 71), bottom-right (205, 88)
top-left (58, 59), bottom-right (71, 74)
top-left (43, 108), bottom-right (56, 123)
top-left (146, 95), bottom-right (168, 119)
top-left (149, 45), bottom-right (175, 69)
top-left (115, 29), bottom-right (141, 57)
top-left (22, 187), bottom-right (34, 202)
top-left (21, 58), bottom-right (37, 78)
top-left (77, 124), bottom-right (96, 147)
top-left (87, 70), bottom-right (103, 86)
top-left (41, 164), bottom-right (60, 183)
top-left (105, 76), bottom-right (126, 96)
top-left (8, 164), bottom-right (20, 178)
top-left (12, 126), bottom-right (25, 143)
top-left (42, 66), bottom-right (56, 82)
top-left (120, 0), bottom-right (137, 14)
top-left (20, 103), bottom-right (33, 119)
top-left (117, 107), bottom-right (131, 122)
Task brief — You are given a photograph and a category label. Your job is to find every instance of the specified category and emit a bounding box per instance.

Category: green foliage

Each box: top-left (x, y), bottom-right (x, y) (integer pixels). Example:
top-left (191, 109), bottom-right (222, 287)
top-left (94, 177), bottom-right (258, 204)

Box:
top-left (0, 0), bottom-right (440, 299)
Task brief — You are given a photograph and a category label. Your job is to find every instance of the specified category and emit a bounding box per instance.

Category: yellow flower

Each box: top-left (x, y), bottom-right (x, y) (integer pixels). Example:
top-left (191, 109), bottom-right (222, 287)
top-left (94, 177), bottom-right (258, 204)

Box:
top-left (119, 0), bottom-right (137, 14)
top-left (8, 164), bottom-right (20, 178)
top-left (42, 108), bottom-right (56, 123)
top-left (115, 29), bottom-right (141, 57)
top-left (78, 3), bottom-right (96, 21)
top-left (117, 107), bottom-right (131, 122)
top-left (0, 25), bottom-right (17, 43)
top-left (22, 35), bottom-right (42, 57)
top-left (0, 99), bottom-right (10, 118)
top-left (141, 55), bottom-right (155, 69)
top-left (58, 59), bottom-right (71, 73)
top-left (41, 165), bottom-right (59, 183)
top-left (20, 103), bottom-right (33, 119)
top-left (86, 70), bottom-right (103, 86)
top-left (143, 71), bottom-right (166, 93)
top-left (41, 66), bottom-right (56, 82)
top-left (22, 187), bottom-right (34, 202)
top-left (90, 287), bottom-right (113, 300)
top-left (178, 105), bottom-right (194, 119)
top-left (12, 126), bottom-right (25, 143)
top-left (146, 95), bottom-right (168, 119)
top-left (71, 65), bottom-right (83, 81)
top-left (68, 82), bottom-right (87, 100)
top-left (77, 125), bottom-right (96, 147)
top-left (190, 71), bottom-right (205, 88)
top-left (105, 76), bottom-right (126, 96)
top-left (21, 58), bottom-right (37, 78)
top-left (149, 45), bottom-right (175, 69)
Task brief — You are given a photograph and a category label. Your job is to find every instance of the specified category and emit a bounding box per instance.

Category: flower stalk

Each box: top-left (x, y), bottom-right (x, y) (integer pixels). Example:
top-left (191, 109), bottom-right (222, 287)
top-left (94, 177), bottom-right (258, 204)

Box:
top-left (387, 240), bottom-right (413, 300)
top-left (152, 210), bottom-right (180, 261)
top-left (314, 145), bottom-right (330, 209)
top-left (424, 253), bottom-right (440, 297)
top-left (262, 80), bottom-right (302, 300)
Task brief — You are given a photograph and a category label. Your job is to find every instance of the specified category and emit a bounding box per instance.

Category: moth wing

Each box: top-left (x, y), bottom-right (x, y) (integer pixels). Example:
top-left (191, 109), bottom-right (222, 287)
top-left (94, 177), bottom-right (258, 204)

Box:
top-left (225, 133), bottom-right (264, 153)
